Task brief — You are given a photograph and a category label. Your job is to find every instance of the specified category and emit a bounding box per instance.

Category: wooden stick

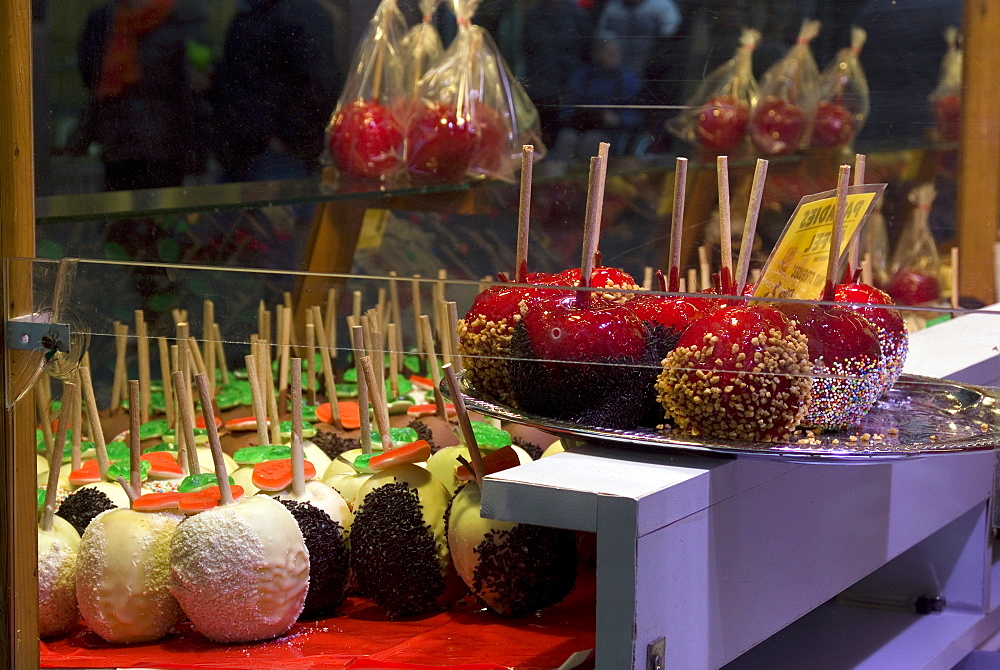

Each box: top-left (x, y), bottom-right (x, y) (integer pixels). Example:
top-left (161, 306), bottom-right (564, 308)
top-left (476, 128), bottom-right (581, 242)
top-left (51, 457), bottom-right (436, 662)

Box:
top-left (446, 301), bottom-right (462, 375)
top-left (135, 311), bottom-right (151, 422)
top-left (716, 155), bottom-right (733, 293)
top-left (642, 266), bottom-right (653, 291)
top-left (244, 355), bottom-right (270, 447)
top-left (951, 246), bottom-right (960, 310)
top-left (736, 158), bottom-right (769, 293)
top-left (387, 322), bottom-right (400, 399)
top-left (80, 365), bottom-right (110, 480)
top-left (112, 322), bottom-right (128, 413)
top-left (171, 343), bottom-right (188, 466)
top-left (213, 323), bottom-right (230, 387)
top-left (668, 156), bottom-right (688, 291)
top-left (420, 315), bottom-right (448, 419)
top-left (71, 372), bottom-right (83, 470)
top-left (434, 269), bottom-right (447, 345)
top-left (42, 381), bottom-right (76, 531)
top-left (824, 165), bottom-right (853, 301)
top-left (311, 306), bottom-right (341, 429)
top-left (260, 338), bottom-right (282, 445)
top-left (388, 270), bottom-right (402, 352)
top-left (351, 326), bottom-right (373, 454)
top-left (698, 245), bottom-right (710, 291)
top-left (862, 252), bottom-right (874, 287)
top-left (437, 302), bottom-right (452, 366)
top-left (352, 290), bottom-right (362, 327)
top-left (290, 358), bottom-right (306, 498)
top-left (157, 337), bottom-right (174, 427)
top-left (411, 275), bottom-right (424, 366)
top-left (443, 364), bottom-right (485, 486)
top-left (35, 379), bottom-right (54, 464)
top-left (360, 356), bottom-right (393, 452)
top-left (515, 145), bottom-right (534, 282)
top-left (846, 154), bottom-right (867, 278)
top-left (687, 268), bottom-right (698, 293)
top-left (116, 476), bottom-right (137, 506)
top-left (325, 287), bottom-right (337, 358)
top-left (368, 317), bottom-right (385, 399)
top-left (186, 336), bottom-right (208, 381)
top-left (128, 380), bottom-right (142, 496)
top-left (257, 300), bottom-right (266, 342)
top-left (173, 370), bottom-right (201, 475)
top-left (306, 321), bottom-right (317, 406)
top-left (195, 373), bottom-right (233, 505)
top-left (277, 305), bottom-right (291, 397)
top-left (579, 144), bottom-right (611, 304)
top-left (203, 300), bottom-right (216, 397)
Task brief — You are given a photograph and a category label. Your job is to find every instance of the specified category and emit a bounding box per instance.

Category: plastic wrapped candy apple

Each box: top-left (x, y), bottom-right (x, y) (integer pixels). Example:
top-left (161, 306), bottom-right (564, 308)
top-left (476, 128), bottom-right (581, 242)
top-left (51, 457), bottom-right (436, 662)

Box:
top-left (811, 27), bottom-right (870, 148)
top-left (929, 27), bottom-right (962, 142)
top-left (669, 28), bottom-right (759, 153)
top-left (405, 0), bottom-right (544, 183)
top-left (749, 20), bottom-right (821, 155)
top-left (324, 0), bottom-right (407, 180)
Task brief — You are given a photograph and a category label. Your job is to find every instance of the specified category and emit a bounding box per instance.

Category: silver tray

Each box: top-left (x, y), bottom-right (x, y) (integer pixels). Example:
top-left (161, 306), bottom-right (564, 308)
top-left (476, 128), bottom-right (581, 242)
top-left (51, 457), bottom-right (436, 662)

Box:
top-left (450, 373), bottom-right (1000, 463)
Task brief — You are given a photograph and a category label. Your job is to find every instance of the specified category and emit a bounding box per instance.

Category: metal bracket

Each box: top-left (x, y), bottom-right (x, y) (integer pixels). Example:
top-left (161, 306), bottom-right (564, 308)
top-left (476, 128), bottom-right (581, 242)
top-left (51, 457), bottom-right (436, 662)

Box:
top-left (647, 637), bottom-right (665, 670)
top-left (5, 314), bottom-right (70, 353)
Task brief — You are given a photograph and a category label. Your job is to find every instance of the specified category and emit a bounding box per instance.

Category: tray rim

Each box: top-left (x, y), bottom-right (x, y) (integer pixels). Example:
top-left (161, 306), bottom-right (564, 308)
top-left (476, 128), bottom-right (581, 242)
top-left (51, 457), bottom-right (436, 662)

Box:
top-left (446, 373), bottom-right (1000, 464)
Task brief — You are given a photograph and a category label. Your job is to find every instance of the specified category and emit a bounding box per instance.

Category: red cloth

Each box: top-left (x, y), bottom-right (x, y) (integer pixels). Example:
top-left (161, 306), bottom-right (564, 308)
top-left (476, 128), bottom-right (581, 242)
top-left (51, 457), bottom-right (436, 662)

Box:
top-left (98, 0), bottom-right (177, 99)
top-left (40, 573), bottom-right (595, 669)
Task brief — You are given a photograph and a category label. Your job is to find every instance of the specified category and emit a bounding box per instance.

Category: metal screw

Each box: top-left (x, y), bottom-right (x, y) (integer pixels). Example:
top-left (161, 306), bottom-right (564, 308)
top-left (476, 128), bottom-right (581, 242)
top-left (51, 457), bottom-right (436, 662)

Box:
top-left (651, 654), bottom-right (663, 670)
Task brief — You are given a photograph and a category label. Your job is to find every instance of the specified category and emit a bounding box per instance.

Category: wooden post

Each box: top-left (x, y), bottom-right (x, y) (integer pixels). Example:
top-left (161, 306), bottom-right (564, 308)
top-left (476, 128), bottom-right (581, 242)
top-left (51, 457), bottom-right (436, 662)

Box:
top-left (0, 0), bottom-right (39, 664)
top-left (958, 0), bottom-right (1000, 304)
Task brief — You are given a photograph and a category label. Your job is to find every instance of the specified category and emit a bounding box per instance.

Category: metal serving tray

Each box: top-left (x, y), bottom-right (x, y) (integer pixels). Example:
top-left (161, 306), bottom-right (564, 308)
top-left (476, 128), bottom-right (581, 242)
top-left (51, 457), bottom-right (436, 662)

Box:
top-left (452, 373), bottom-right (1000, 464)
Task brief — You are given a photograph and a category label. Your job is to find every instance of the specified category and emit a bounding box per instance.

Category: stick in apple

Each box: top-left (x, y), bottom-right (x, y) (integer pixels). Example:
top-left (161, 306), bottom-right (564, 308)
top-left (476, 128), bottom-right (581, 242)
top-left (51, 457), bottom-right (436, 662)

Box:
top-left (290, 358), bottom-right (307, 498)
top-left (360, 355), bottom-right (393, 453)
top-left (419, 314), bottom-right (448, 420)
top-left (194, 372), bottom-right (234, 505)
top-left (442, 364), bottom-right (484, 486)
top-left (172, 370), bottom-right (202, 476)
top-left (351, 325), bottom-right (373, 455)
top-left (311, 305), bottom-right (341, 430)
top-left (735, 158), bottom-right (769, 294)
top-left (667, 156), bottom-right (689, 291)
top-left (716, 155), bottom-right (734, 293)
top-left (42, 381), bottom-right (76, 531)
top-left (515, 145), bottom-right (534, 282)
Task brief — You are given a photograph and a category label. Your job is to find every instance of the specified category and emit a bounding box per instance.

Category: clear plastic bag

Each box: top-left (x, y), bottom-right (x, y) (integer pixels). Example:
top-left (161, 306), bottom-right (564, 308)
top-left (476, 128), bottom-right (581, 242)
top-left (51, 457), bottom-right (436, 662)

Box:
top-left (401, 0), bottom-right (445, 94)
top-left (929, 26), bottom-right (962, 142)
top-left (324, 0), bottom-right (409, 180)
top-left (812, 26), bottom-right (869, 148)
top-left (859, 194), bottom-right (890, 288)
top-left (667, 28), bottom-right (759, 153)
top-left (749, 19), bottom-right (822, 156)
top-left (888, 183), bottom-right (941, 305)
top-left (405, 0), bottom-right (544, 183)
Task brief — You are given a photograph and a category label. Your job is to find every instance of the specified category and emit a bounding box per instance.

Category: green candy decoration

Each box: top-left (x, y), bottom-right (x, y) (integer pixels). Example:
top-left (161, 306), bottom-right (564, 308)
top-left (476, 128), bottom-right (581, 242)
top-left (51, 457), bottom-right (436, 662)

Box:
top-left (278, 421), bottom-right (317, 440)
top-left (37, 488), bottom-right (45, 513)
top-left (139, 419), bottom-right (171, 441)
top-left (352, 452), bottom-right (376, 473)
top-left (370, 426), bottom-right (419, 447)
top-left (178, 472), bottom-right (236, 494)
top-left (107, 459), bottom-right (151, 482)
top-left (145, 442), bottom-right (178, 453)
top-left (469, 422), bottom-right (512, 452)
top-left (162, 427), bottom-right (209, 445)
top-left (233, 444), bottom-right (291, 466)
top-left (105, 441), bottom-right (130, 462)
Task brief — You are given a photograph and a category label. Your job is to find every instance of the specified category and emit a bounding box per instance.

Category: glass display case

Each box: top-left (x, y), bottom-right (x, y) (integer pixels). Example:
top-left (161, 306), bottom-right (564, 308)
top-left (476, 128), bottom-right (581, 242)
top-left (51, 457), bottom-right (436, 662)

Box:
top-left (5, 0), bottom-right (1000, 667)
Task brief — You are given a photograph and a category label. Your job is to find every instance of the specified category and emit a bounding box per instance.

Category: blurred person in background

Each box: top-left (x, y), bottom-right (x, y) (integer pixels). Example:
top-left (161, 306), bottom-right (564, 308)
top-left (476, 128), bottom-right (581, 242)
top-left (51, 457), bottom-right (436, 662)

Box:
top-left (211, 0), bottom-right (344, 182)
top-left (75, 0), bottom-right (210, 192)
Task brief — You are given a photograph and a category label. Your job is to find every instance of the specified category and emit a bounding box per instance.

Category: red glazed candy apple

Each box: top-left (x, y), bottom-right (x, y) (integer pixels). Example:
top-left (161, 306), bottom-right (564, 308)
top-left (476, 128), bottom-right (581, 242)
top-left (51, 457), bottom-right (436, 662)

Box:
top-left (558, 266), bottom-right (640, 303)
top-left (811, 100), bottom-right (855, 147)
top-left (406, 102), bottom-right (481, 182)
top-left (657, 304), bottom-right (812, 442)
top-left (697, 95), bottom-right (751, 152)
top-left (509, 294), bottom-right (650, 428)
top-left (835, 283), bottom-right (908, 395)
top-left (458, 282), bottom-right (569, 407)
top-left (781, 303), bottom-right (883, 430)
top-left (327, 99), bottom-right (403, 179)
top-left (750, 97), bottom-right (806, 156)
top-left (934, 93), bottom-right (961, 142)
top-left (887, 269), bottom-right (939, 306)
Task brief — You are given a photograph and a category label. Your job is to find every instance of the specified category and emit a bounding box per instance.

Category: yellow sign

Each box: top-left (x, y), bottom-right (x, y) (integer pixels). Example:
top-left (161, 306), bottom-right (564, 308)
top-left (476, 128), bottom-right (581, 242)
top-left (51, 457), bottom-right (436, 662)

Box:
top-left (754, 185), bottom-right (885, 300)
top-left (357, 209), bottom-right (391, 250)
